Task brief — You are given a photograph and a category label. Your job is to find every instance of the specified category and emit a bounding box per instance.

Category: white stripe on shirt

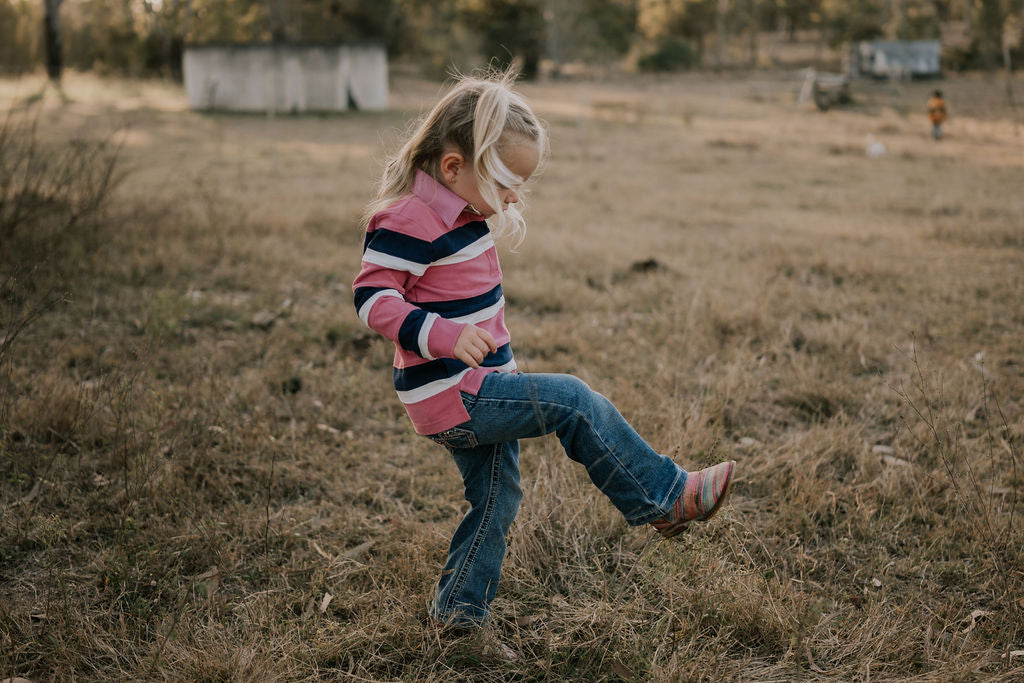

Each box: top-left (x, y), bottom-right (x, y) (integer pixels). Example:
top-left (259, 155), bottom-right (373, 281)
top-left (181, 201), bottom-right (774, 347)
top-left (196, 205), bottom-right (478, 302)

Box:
top-left (396, 368), bottom-right (472, 405)
top-left (432, 235), bottom-right (494, 267)
top-left (396, 358), bottom-right (517, 405)
top-left (449, 296), bottom-right (505, 325)
top-left (357, 288), bottom-right (403, 326)
top-left (417, 312), bottom-right (439, 360)
top-left (362, 249), bottom-right (429, 276)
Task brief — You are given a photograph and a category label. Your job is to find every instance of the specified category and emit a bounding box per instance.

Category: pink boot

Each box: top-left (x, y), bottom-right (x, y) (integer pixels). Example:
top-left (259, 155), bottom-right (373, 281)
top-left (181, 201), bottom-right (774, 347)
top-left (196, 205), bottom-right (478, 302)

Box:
top-left (651, 461), bottom-right (736, 538)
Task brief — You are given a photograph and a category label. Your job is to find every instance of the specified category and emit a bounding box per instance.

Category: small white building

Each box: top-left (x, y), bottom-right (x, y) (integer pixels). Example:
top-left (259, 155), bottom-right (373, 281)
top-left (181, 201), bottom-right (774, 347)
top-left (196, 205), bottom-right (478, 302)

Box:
top-left (183, 43), bottom-right (388, 112)
top-left (849, 40), bottom-right (942, 79)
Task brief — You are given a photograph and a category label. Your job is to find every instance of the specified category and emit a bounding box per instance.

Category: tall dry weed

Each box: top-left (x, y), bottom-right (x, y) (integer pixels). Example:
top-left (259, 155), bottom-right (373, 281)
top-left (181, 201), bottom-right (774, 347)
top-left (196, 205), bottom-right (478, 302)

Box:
top-left (0, 104), bottom-right (122, 278)
top-left (894, 345), bottom-right (1023, 649)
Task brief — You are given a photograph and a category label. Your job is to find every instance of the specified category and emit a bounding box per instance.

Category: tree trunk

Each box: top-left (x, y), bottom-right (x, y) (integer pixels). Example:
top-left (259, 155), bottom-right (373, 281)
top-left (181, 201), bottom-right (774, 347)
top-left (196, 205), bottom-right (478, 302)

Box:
top-left (545, 0), bottom-right (559, 76)
top-left (715, 0), bottom-right (728, 71)
top-left (1006, 17), bottom-right (1020, 134)
top-left (977, 0), bottom-right (1004, 68)
top-left (748, 0), bottom-right (759, 67)
top-left (43, 0), bottom-right (62, 82)
top-left (266, 0), bottom-right (287, 43)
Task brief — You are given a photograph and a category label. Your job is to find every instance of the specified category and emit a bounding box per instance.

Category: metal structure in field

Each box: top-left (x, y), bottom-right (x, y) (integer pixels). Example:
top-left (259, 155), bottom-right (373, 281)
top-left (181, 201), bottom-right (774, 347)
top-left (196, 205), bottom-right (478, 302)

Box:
top-left (849, 40), bottom-right (942, 79)
top-left (183, 43), bottom-right (388, 112)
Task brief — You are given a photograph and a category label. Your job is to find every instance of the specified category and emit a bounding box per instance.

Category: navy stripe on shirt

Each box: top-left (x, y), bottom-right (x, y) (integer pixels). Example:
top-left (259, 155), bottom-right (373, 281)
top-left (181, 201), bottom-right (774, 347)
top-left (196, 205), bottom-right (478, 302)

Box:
top-left (393, 343), bottom-right (513, 391)
top-left (397, 309), bottom-right (430, 356)
top-left (417, 284), bottom-right (503, 318)
top-left (431, 221), bottom-right (490, 260)
top-left (363, 229), bottom-right (433, 265)
top-left (362, 221), bottom-right (491, 266)
top-left (354, 285), bottom-right (392, 312)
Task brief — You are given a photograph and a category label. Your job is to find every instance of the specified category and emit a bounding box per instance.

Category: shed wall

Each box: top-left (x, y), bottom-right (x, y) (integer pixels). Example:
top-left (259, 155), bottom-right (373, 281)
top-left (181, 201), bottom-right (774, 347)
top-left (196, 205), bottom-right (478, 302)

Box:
top-left (183, 45), bottom-right (388, 112)
top-left (851, 40), bottom-right (941, 78)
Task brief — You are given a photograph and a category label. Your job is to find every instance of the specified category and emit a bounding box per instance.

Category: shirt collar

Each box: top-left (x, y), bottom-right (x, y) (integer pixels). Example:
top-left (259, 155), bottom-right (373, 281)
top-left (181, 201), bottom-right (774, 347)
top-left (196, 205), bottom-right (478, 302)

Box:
top-left (412, 169), bottom-right (470, 228)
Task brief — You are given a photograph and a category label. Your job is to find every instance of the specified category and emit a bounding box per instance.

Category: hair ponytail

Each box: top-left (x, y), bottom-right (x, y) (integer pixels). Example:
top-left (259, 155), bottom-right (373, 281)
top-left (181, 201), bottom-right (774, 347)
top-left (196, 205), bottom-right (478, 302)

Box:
top-left (363, 68), bottom-right (547, 246)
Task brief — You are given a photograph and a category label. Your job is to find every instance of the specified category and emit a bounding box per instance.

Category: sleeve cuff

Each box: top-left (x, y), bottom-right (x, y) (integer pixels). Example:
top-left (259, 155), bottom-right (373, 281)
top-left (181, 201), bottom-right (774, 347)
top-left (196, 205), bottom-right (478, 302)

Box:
top-left (425, 317), bottom-right (465, 360)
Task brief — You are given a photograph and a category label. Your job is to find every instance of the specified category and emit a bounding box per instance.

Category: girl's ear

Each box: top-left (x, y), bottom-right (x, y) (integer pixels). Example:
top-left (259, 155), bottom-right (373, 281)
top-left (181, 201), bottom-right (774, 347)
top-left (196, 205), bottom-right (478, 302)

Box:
top-left (439, 150), bottom-right (465, 186)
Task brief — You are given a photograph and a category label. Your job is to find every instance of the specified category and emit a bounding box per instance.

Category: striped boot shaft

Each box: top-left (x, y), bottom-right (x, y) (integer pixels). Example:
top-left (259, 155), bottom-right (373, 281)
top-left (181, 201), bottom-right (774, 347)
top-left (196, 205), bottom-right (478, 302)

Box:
top-left (651, 460), bottom-right (735, 538)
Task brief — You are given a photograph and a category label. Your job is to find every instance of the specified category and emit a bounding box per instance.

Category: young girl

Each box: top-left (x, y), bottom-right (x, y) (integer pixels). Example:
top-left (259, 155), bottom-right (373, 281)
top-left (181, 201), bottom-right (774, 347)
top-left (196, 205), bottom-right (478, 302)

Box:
top-left (353, 70), bottom-right (735, 628)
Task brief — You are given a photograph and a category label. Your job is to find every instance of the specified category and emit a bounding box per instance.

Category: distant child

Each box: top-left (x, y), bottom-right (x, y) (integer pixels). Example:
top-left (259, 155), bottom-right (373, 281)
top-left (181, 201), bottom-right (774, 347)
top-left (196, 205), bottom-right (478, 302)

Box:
top-left (352, 70), bottom-right (736, 629)
top-left (928, 90), bottom-right (947, 140)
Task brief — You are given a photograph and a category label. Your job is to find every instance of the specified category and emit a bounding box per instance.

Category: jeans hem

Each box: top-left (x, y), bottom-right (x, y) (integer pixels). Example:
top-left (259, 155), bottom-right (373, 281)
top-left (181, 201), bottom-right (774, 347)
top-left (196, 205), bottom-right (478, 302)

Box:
top-left (622, 468), bottom-right (686, 526)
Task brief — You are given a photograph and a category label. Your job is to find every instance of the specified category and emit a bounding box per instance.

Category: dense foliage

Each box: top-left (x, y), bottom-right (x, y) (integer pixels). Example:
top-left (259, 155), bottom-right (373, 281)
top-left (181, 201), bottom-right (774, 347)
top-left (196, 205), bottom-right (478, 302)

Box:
top-left (1, 0), bottom-right (1022, 77)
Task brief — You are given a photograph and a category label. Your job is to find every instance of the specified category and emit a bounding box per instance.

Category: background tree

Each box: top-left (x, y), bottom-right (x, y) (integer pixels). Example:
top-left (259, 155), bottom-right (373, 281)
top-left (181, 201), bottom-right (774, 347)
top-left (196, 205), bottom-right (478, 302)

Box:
top-left (577, 0), bottom-right (639, 59)
top-left (975, 0), bottom-right (1005, 66)
top-left (44, 0), bottom-right (62, 81)
top-left (821, 0), bottom-right (885, 45)
top-left (2, 0), bottom-right (1022, 78)
top-left (0, 1), bottom-right (40, 74)
top-left (637, 0), bottom-right (716, 65)
top-left (457, 0), bottom-right (546, 78)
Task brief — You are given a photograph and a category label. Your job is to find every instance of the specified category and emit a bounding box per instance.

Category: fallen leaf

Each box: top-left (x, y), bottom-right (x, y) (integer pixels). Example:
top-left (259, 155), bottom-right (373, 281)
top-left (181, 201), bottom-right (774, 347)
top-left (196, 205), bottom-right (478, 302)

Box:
top-left (319, 592), bottom-right (333, 613)
top-left (317, 423), bottom-right (340, 435)
top-left (194, 566), bottom-right (220, 597)
top-left (342, 540), bottom-right (374, 561)
top-left (1001, 650), bottom-right (1024, 660)
top-left (311, 541), bottom-right (330, 560)
top-left (194, 566), bottom-right (220, 581)
top-left (514, 615), bottom-right (539, 627)
top-left (961, 609), bottom-right (991, 635)
top-left (871, 444), bottom-right (894, 454)
top-left (871, 577), bottom-right (882, 588)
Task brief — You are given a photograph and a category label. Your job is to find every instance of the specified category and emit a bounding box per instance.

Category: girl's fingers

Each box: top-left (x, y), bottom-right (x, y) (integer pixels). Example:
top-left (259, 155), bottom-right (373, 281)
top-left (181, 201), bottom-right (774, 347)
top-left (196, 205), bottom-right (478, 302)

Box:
top-left (457, 349), bottom-right (480, 368)
top-left (479, 329), bottom-right (498, 352)
top-left (454, 326), bottom-right (496, 368)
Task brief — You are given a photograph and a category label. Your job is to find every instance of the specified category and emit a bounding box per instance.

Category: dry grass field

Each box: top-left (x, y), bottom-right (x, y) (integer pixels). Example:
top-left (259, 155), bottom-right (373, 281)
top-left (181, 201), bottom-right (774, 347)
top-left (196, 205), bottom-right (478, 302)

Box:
top-left (2, 69), bottom-right (1023, 681)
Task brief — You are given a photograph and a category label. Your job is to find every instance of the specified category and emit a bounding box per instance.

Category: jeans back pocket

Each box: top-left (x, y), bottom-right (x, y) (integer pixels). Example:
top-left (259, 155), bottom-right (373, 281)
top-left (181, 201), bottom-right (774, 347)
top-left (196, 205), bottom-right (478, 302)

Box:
top-left (427, 426), bottom-right (479, 450)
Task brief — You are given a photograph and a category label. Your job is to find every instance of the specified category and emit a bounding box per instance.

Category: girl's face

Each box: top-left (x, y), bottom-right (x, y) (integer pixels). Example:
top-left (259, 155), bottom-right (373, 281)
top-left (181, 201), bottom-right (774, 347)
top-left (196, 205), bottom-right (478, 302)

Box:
top-left (442, 137), bottom-right (541, 218)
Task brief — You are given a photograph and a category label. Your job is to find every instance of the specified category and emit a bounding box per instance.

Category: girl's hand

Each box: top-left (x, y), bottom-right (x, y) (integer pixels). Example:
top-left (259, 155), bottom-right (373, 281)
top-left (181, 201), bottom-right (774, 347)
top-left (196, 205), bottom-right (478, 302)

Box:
top-left (453, 325), bottom-right (498, 368)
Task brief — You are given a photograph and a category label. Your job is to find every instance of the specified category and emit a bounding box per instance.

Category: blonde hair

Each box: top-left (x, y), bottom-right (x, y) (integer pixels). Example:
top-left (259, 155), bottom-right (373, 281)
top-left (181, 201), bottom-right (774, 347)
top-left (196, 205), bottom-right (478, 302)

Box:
top-left (364, 69), bottom-right (547, 245)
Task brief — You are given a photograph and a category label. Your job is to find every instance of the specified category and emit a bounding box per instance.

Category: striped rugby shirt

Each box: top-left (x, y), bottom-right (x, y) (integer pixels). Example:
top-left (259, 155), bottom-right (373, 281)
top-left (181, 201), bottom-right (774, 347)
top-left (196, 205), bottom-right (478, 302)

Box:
top-left (352, 170), bottom-right (516, 435)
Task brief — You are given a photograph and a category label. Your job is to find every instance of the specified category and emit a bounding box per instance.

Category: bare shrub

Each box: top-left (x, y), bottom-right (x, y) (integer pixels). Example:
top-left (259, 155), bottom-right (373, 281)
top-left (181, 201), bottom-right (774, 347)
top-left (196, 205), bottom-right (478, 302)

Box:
top-left (895, 346), bottom-right (1023, 651)
top-left (0, 104), bottom-right (122, 278)
top-left (0, 270), bottom-right (66, 479)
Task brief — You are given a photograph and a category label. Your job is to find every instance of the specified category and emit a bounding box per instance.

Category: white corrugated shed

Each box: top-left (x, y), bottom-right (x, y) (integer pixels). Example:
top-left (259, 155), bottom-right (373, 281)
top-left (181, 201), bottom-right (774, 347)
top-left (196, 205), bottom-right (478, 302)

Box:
top-left (850, 40), bottom-right (942, 78)
top-left (183, 44), bottom-right (388, 112)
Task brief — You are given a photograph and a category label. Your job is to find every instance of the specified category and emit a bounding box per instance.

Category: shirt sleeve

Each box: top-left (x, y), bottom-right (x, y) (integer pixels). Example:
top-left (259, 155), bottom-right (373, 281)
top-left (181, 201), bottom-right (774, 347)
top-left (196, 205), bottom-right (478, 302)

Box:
top-left (352, 220), bottom-right (465, 361)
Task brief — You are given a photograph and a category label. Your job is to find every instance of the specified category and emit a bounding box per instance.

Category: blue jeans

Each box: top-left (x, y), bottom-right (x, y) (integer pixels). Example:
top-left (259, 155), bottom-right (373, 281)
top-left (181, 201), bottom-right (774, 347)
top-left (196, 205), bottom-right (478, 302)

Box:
top-left (426, 372), bottom-right (687, 625)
